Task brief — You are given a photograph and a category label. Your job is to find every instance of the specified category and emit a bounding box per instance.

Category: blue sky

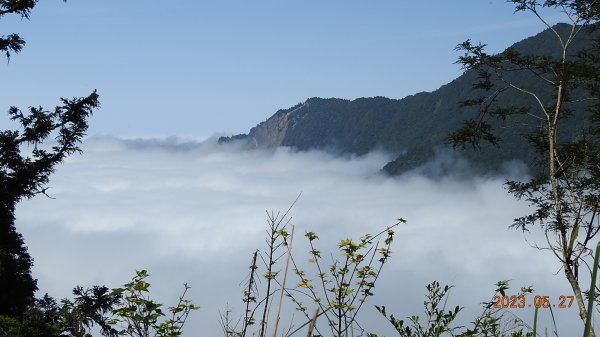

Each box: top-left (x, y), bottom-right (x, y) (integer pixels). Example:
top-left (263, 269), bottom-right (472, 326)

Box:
top-left (1, 0), bottom-right (561, 138)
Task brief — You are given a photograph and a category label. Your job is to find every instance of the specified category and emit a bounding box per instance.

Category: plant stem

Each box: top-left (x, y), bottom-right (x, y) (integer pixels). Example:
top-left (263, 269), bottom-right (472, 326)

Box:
top-left (272, 226), bottom-right (294, 337)
top-left (584, 241), bottom-right (600, 337)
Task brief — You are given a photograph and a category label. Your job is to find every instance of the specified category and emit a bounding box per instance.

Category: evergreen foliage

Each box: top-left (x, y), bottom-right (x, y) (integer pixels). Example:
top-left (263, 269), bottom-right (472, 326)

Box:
top-left (0, 2), bottom-right (100, 320)
top-left (0, 80), bottom-right (99, 316)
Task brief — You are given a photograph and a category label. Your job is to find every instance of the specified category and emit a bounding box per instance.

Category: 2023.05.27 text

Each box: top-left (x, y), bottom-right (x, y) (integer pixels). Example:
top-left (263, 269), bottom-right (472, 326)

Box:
top-left (493, 295), bottom-right (574, 309)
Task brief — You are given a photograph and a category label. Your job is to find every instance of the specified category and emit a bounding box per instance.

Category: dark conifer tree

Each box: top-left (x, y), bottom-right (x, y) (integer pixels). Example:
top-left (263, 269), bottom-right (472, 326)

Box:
top-left (0, 0), bottom-right (99, 317)
top-left (0, 206), bottom-right (36, 316)
top-left (0, 92), bottom-right (100, 316)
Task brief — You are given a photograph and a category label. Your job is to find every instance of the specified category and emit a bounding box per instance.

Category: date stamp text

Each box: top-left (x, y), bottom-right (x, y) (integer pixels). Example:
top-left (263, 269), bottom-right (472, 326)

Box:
top-left (492, 295), bottom-right (574, 309)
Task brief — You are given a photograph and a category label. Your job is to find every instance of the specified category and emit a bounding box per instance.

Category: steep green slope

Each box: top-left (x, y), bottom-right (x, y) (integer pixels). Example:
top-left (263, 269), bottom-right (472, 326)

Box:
top-left (219, 23), bottom-right (596, 175)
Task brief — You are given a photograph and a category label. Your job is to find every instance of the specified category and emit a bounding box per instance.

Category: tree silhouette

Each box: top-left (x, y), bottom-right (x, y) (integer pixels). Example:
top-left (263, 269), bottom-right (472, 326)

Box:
top-left (0, 0), bottom-right (99, 317)
top-left (0, 92), bottom-right (100, 315)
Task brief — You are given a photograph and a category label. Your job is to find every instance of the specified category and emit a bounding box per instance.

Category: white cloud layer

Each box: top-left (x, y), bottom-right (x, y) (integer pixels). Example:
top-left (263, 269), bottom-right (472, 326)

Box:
top-left (15, 136), bottom-right (587, 336)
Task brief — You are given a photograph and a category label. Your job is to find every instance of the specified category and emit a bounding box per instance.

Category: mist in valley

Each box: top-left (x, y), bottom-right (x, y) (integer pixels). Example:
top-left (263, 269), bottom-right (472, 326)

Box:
top-left (14, 136), bottom-right (584, 336)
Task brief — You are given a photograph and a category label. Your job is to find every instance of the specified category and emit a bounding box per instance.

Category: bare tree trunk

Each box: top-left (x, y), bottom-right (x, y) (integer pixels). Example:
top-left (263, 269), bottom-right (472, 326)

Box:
top-left (564, 260), bottom-right (596, 337)
top-left (549, 47), bottom-right (596, 335)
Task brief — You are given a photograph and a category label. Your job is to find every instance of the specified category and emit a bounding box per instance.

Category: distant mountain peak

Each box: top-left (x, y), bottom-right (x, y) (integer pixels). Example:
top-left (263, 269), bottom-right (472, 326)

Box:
top-left (219, 23), bottom-right (598, 175)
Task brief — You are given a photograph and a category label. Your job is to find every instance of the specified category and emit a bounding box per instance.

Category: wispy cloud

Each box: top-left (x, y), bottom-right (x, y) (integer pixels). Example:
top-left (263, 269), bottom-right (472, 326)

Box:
top-left (15, 136), bottom-right (583, 336)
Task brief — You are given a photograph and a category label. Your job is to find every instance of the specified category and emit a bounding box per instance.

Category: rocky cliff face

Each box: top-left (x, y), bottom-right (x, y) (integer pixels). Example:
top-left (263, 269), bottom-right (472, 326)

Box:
top-left (218, 100), bottom-right (309, 148)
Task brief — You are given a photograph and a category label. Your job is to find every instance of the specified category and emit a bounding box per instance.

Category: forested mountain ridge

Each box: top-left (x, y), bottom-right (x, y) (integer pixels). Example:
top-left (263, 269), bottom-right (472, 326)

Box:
top-left (219, 23), bottom-right (597, 175)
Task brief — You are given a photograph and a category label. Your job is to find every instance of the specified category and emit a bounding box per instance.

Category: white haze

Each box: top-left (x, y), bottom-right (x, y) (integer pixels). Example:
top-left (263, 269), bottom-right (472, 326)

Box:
top-left (14, 136), bottom-right (587, 336)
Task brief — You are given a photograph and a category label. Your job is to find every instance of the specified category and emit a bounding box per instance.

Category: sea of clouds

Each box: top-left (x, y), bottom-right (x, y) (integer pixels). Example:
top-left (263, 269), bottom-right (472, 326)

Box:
top-left (14, 136), bottom-right (586, 336)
